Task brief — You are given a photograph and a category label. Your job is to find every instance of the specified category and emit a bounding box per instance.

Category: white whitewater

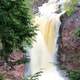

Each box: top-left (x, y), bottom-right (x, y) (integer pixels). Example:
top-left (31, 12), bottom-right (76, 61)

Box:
top-left (29, 0), bottom-right (68, 80)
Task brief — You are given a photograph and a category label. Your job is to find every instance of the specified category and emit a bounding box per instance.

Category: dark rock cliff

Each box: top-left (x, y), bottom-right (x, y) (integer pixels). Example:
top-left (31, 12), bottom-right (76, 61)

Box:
top-left (59, 7), bottom-right (80, 70)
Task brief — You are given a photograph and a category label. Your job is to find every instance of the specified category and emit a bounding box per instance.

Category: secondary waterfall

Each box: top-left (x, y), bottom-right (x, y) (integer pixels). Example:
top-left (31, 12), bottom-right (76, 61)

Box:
top-left (27, 0), bottom-right (68, 80)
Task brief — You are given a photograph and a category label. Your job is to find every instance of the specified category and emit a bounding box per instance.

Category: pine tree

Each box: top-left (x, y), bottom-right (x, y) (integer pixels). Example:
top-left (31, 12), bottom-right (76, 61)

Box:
top-left (0, 0), bottom-right (37, 65)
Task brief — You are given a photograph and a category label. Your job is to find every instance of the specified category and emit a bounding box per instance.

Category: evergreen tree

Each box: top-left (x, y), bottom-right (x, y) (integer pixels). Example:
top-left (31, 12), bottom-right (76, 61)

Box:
top-left (0, 0), bottom-right (37, 65)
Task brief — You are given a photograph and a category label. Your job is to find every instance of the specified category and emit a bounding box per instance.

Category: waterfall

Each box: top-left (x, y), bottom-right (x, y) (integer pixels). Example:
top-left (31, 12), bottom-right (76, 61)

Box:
top-left (26, 0), bottom-right (68, 80)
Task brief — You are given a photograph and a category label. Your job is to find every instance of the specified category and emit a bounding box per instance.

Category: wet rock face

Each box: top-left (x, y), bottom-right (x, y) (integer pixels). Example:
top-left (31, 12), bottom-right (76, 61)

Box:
top-left (59, 8), bottom-right (80, 70)
top-left (32, 0), bottom-right (48, 13)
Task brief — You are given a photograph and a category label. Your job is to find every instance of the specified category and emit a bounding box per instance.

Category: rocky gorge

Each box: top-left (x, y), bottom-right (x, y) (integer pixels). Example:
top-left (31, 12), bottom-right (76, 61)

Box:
top-left (33, 0), bottom-right (80, 71)
top-left (0, 0), bottom-right (80, 80)
top-left (59, 7), bottom-right (80, 70)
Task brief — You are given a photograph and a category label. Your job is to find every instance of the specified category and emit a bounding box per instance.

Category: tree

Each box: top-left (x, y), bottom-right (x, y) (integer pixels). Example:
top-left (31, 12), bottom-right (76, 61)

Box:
top-left (0, 0), bottom-right (37, 66)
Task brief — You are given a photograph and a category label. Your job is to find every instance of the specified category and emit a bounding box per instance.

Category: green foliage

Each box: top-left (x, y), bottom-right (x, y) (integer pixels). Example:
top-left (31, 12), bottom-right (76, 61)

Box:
top-left (24, 71), bottom-right (43, 80)
top-left (64, 0), bottom-right (80, 37)
top-left (0, 74), bottom-right (4, 80)
top-left (74, 27), bottom-right (80, 38)
top-left (64, 0), bottom-right (78, 16)
top-left (67, 70), bottom-right (80, 80)
top-left (0, 0), bottom-right (37, 63)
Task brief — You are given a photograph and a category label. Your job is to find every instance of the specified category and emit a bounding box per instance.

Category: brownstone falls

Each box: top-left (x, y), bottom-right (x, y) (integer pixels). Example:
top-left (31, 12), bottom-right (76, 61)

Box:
top-left (25, 0), bottom-right (69, 80)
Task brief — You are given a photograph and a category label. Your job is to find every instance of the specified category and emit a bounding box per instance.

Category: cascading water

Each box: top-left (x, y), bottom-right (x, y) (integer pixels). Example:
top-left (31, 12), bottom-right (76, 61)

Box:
top-left (26, 0), bottom-right (68, 80)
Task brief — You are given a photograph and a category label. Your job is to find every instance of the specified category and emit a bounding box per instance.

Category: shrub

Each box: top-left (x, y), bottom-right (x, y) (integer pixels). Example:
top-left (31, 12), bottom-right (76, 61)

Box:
top-left (0, 74), bottom-right (4, 80)
top-left (74, 27), bottom-right (80, 38)
top-left (67, 70), bottom-right (80, 80)
top-left (0, 0), bottom-right (37, 66)
top-left (64, 0), bottom-right (78, 16)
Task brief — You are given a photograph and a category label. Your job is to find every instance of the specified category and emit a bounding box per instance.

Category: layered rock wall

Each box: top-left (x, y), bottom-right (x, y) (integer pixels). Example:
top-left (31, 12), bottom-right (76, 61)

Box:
top-left (59, 7), bottom-right (80, 70)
